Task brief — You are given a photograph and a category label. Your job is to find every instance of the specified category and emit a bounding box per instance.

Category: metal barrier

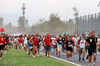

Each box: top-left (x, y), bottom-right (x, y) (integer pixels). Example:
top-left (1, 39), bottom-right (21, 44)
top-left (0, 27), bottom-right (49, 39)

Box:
top-left (76, 12), bottom-right (100, 35)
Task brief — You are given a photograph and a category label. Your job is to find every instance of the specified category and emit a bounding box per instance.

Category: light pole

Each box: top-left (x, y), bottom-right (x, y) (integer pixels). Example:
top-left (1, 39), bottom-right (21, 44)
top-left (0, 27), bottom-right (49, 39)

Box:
top-left (22, 3), bottom-right (26, 33)
top-left (22, 3), bottom-right (26, 18)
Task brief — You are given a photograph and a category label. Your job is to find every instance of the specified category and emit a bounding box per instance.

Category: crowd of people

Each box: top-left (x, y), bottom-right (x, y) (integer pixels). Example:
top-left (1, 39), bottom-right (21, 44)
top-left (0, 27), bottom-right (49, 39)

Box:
top-left (0, 31), bottom-right (100, 66)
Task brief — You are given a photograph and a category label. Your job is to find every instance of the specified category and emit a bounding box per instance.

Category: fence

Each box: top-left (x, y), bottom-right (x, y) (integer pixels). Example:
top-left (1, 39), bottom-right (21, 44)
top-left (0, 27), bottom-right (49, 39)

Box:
top-left (76, 12), bottom-right (100, 35)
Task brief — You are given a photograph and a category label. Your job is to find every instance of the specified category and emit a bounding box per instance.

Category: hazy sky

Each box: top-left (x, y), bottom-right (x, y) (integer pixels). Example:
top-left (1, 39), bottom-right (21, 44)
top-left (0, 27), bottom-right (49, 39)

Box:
top-left (0, 0), bottom-right (100, 26)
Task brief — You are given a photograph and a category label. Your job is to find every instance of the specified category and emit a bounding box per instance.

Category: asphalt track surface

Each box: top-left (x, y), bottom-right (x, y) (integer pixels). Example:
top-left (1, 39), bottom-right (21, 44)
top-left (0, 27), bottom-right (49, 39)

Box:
top-left (41, 51), bottom-right (100, 66)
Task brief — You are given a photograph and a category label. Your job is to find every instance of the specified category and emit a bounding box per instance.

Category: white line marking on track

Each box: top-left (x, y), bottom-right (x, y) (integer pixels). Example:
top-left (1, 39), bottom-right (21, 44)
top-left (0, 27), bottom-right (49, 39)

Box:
top-left (40, 52), bottom-right (82, 66)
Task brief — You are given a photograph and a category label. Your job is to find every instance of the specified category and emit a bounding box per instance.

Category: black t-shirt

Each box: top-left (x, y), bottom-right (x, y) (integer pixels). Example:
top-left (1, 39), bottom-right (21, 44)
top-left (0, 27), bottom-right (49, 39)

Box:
top-left (65, 40), bottom-right (74, 51)
top-left (62, 37), bottom-right (65, 43)
top-left (57, 39), bottom-right (62, 45)
top-left (86, 37), bottom-right (97, 49)
top-left (4, 36), bottom-right (8, 43)
top-left (27, 38), bottom-right (30, 44)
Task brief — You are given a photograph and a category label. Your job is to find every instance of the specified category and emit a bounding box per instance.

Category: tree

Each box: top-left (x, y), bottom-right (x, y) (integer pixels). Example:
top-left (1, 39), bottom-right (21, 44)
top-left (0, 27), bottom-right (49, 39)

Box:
top-left (17, 16), bottom-right (26, 32)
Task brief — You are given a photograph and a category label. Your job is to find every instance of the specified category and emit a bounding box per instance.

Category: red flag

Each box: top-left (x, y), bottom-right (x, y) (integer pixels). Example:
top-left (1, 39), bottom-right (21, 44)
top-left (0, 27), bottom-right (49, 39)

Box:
top-left (0, 28), bottom-right (4, 32)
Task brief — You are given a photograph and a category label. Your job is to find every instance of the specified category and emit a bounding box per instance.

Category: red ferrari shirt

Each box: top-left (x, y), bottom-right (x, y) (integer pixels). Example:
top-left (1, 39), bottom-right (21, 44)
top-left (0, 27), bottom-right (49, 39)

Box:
top-left (0, 37), bottom-right (6, 45)
top-left (65, 38), bottom-right (68, 42)
top-left (18, 37), bottom-right (23, 44)
top-left (65, 38), bottom-right (75, 44)
top-left (44, 37), bottom-right (52, 46)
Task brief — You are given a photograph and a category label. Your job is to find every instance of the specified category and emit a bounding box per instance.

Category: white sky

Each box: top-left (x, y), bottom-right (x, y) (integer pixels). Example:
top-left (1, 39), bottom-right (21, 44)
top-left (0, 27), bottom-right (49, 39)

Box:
top-left (0, 0), bottom-right (100, 25)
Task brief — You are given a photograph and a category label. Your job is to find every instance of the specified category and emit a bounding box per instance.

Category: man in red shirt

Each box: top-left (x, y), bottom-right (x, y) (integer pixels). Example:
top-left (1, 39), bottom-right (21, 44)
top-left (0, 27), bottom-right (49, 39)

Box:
top-left (18, 35), bottom-right (23, 51)
top-left (31, 34), bottom-right (39, 58)
top-left (44, 33), bottom-right (52, 58)
top-left (0, 33), bottom-right (6, 59)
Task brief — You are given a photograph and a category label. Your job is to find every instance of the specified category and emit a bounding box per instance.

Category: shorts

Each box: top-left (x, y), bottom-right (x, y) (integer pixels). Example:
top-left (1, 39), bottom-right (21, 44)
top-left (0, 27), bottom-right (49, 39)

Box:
top-left (8, 43), bottom-right (11, 46)
top-left (55, 45), bottom-right (57, 48)
top-left (19, 43), bottom-right (22, 47)
top-left (88, 49), bottom-right (97, 56)
top-left (46, 45), bottom-right (51, 51)
top-left (0, 45), bottom-right (5, 50)
top-left (37, 44), bottom-right (40, 51)
top-left (24, 44), bottom-right (28, 47)
top-left (78, 48), bottom-right (85, 53)
top-left (33, 45), bottom-right (37, 52)
top-left (62, 44), bottom-right (66, 49)
top-left (57, 44), bottom-right (62, 49)
top-left (6, 42), bottom-right (9, 45)
top-left (66, 50), bottom-right (73, 53)
top-left (14, 42), bottom-right (18, 45)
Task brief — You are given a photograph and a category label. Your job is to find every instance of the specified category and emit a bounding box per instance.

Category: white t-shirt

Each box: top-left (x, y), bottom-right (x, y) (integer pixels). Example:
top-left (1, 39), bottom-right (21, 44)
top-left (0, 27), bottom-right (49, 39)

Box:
top-left (98, 39), bottom-right (100, 45)
top-left (80, 39), bottom-right (85, 48)
top-left (51, 38), bottom-right (56, 45)
top-left (14, 38), bottom-right (18, 42)
top-left (72, 37), bottom-right (77, 45)
top-left (24, 37), bottom-right (28, 44)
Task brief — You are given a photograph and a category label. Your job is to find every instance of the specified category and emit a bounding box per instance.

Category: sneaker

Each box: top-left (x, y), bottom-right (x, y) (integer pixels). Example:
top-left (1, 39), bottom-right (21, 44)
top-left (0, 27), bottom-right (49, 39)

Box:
top-left (38, 55), bottom-right (39, 56)
top-left (28, 53), bottom-right (30, 55)
top-left (0, 58), bottom-right (2, 59)
top-left (79, 57), bottom-right (81, 61)
top-left (45, 54), bottom-right (47, 57)
top-left (92, 63), bottom-right (95, 66)
top-left (97, 51), bottom-right (99, 55)
top-left (82, 58), bottom-right (85, 61)
top-left (48, 56), bottom-right (50, 58)
top-left (32, 55), bottom-right (35, 58)
top-left (58, 55), bottom-right (60, 58)
top-left (4, 51), bottom-right (6, 54)
top-left (45, 54), bottom-right (47, 56)
top-left (56, 53), bottom-right (58, 55)
top-left (88, 65), bottom-right (91, 66)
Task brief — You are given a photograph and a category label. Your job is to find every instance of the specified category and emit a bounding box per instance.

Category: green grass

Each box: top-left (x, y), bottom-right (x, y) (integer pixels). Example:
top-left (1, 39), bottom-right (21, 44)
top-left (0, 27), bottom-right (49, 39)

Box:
top-left (0, 48), bottom-right (76, 66)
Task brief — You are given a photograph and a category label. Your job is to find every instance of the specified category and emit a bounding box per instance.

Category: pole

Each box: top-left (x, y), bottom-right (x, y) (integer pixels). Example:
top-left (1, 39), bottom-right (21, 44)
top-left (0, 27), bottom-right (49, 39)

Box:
top-left (22, 3), bottom-right (26, 33)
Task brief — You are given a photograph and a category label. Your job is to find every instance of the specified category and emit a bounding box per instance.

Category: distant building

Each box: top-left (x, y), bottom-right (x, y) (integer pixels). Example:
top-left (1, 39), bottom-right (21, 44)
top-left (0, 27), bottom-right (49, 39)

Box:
top-left (0, 18), bottom-right (3, 28)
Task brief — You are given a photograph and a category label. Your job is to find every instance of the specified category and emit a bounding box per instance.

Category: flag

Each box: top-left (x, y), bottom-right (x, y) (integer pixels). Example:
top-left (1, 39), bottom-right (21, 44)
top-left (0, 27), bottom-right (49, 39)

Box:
top-left (0, 28), bottom-right (4, 32)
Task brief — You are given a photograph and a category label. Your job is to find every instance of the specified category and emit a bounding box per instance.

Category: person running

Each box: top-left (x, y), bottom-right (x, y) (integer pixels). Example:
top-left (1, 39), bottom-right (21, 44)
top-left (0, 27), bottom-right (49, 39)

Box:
top-left (72, 35), bottom-right (77, 54)
top-left (77, 33), bottom-right (86, 61)
top-left (8, 35), bottom-right (12, 50)
top-left (65, 36), bottom-right (74, 61)
top-left (51, 35), bottom-right (56, 54)
top-left (43, 33), bottom-right (52, 58)
top-left (37, 35), bottom-right (41, 56)
top-left (62, 34), bottom-right (66, 55)
top-left (28, 35), bottom-right (33, 55)
top-left (18, 35), bottom-right (23, 51)
top-left (86, 31), bottom-right (98, 66)
top-left (14, 36), bottom-right (18, 50)
top-left (56, 35), bottom-right (63, 57)
top-left (85, 35), bottom-right (89, 59)
top-left (0, 33), bottom-right (6, 59)
top-left (11, 36), bottom-right (14, 48)
top-left (24, 35), bottom-right (28, 53)
top-left (3, 34), bottom-right (8, 54)
top-left (31, 34), bottom-right (39, 58)
top-left (54, 35), bottom-right (59, 55)
top-left (97, 35), bottom-right (100, 55)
